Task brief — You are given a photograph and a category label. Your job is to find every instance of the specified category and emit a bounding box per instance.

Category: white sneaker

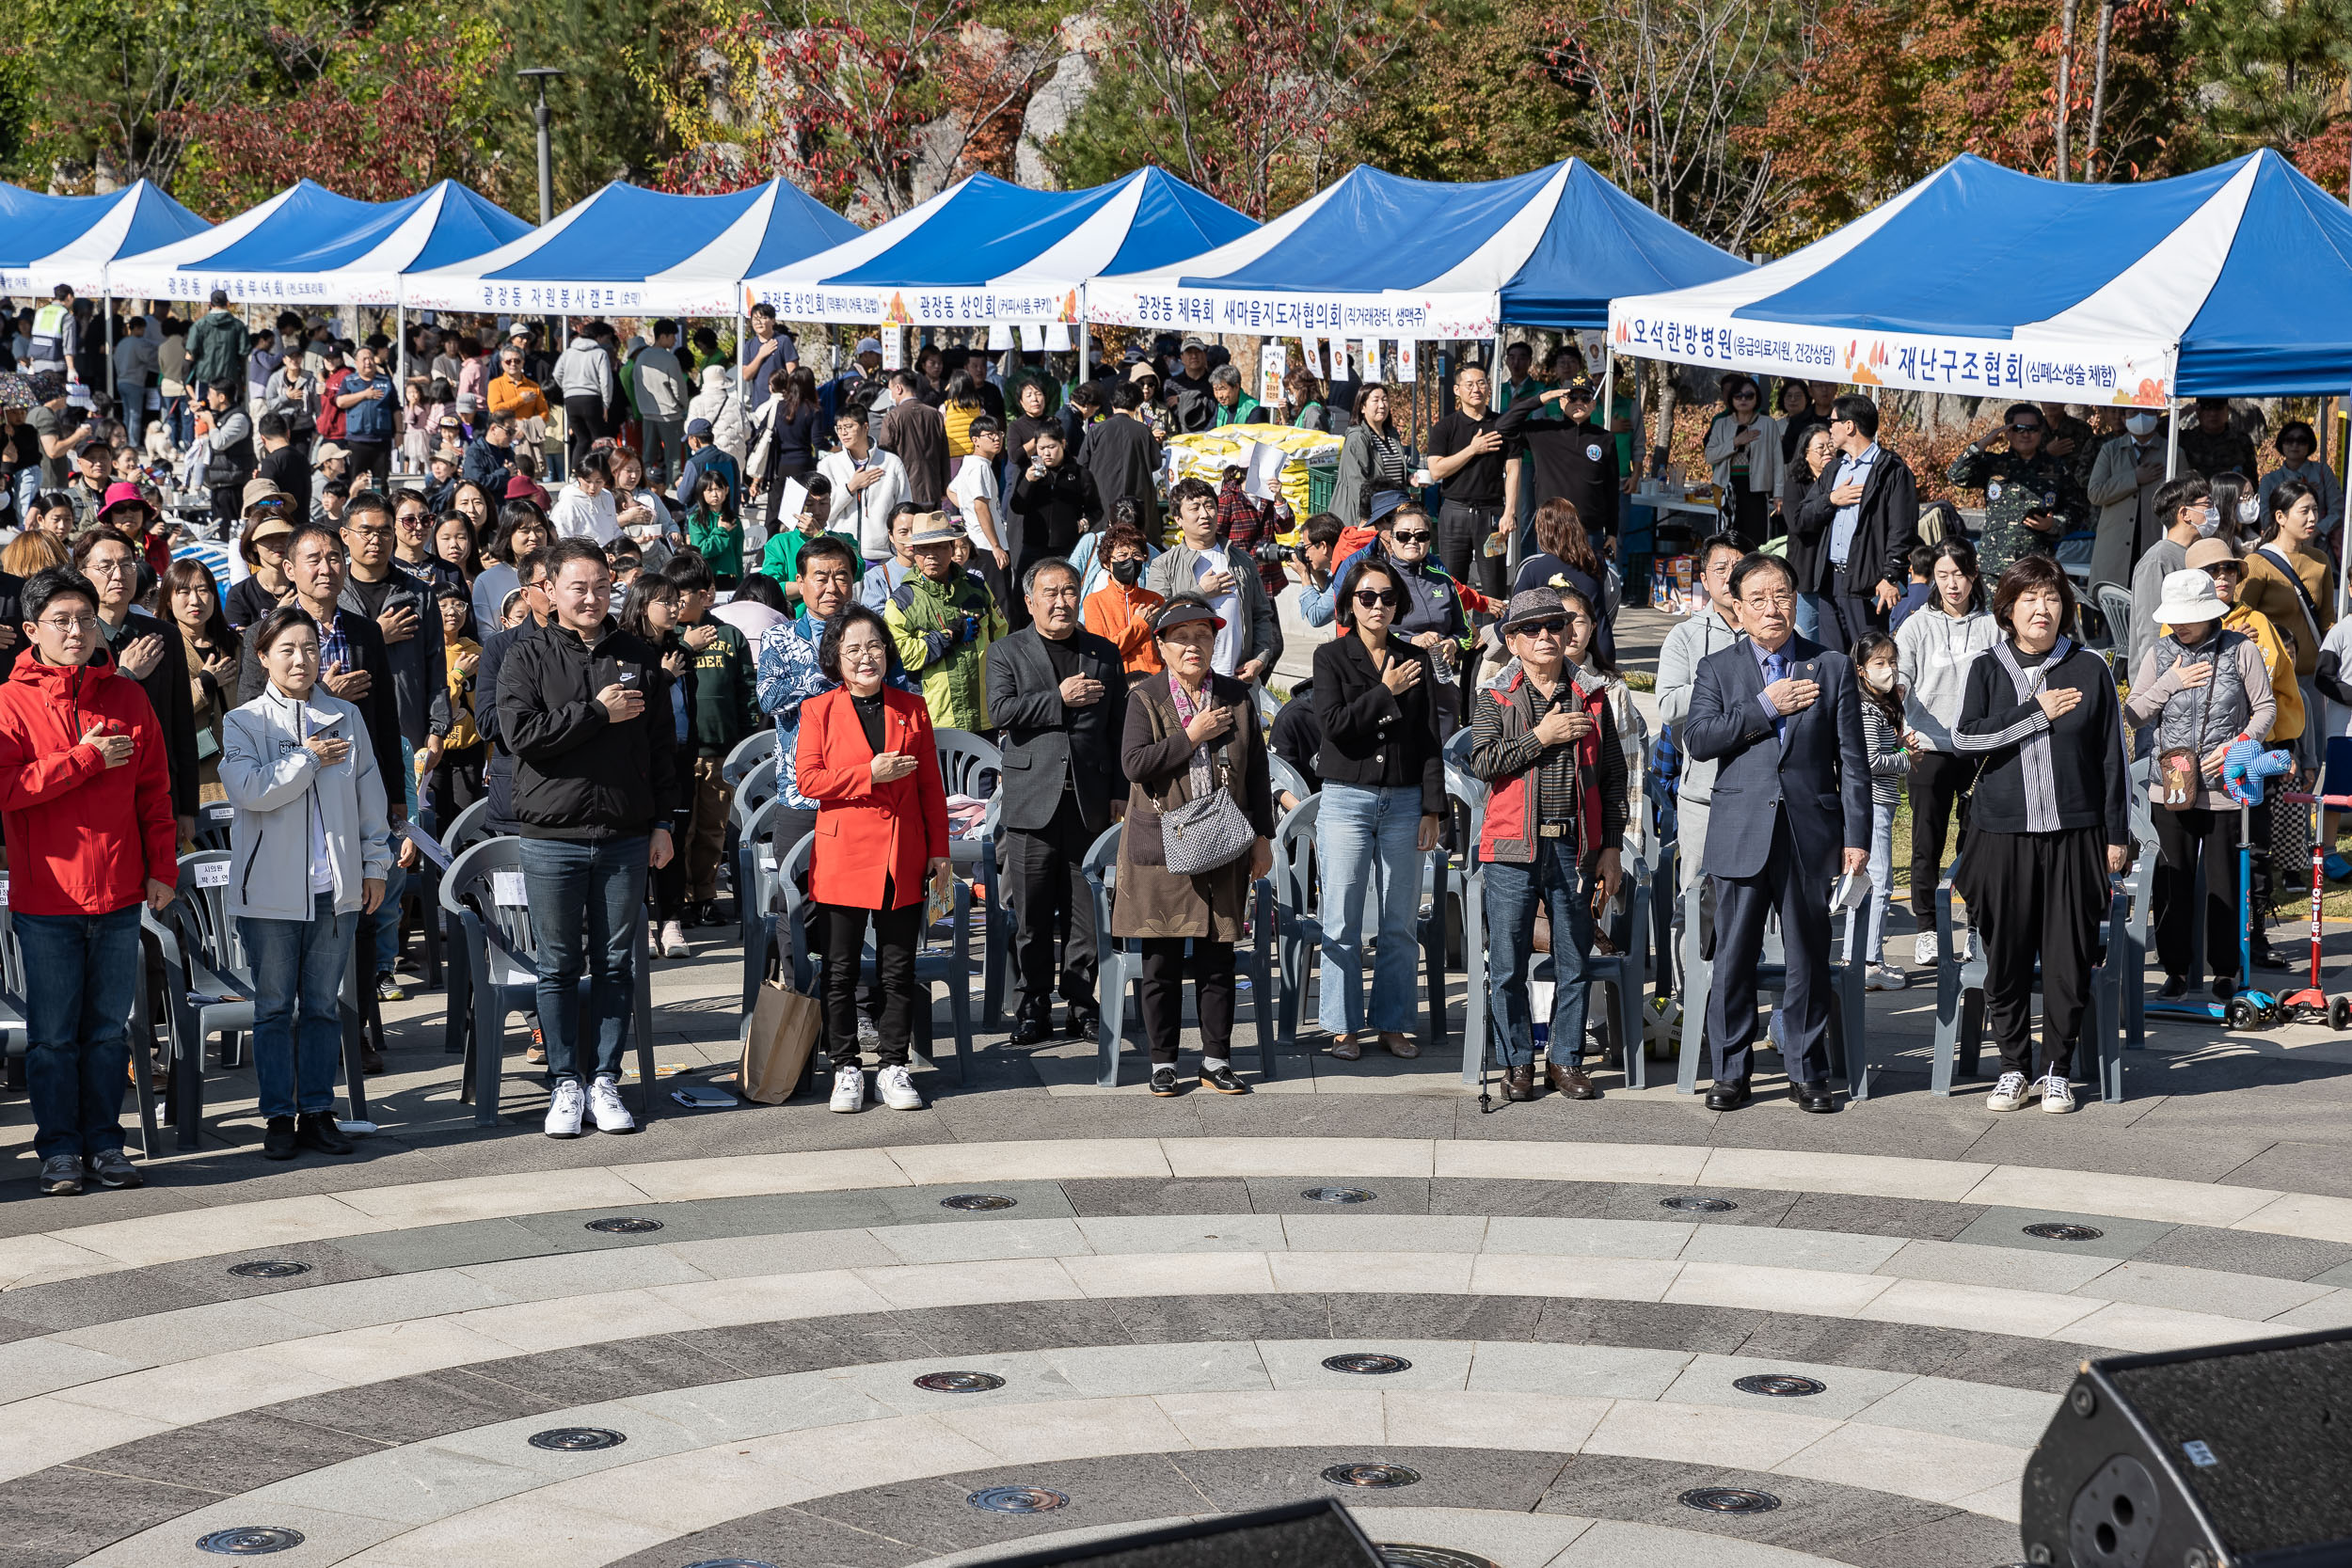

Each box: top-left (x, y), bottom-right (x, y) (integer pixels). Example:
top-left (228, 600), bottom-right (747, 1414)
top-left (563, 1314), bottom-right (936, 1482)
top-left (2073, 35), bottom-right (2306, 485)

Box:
top-left (1957, 926), bottom-right (1976, 961)
top-left (1986, 1070), bottom-right (2030, 1112)
top-left (2040, 1075), bottom-right (2077, 1114)
top-left (1915, 931), bottom-right (1940, 967)
top-left (876, 1064), bottom-right (923, 1110)
top-left (660, 920), bottom-right (691, 958)
top-left (545, 1079), bottom-right (586, 1138)
top-left (830, 1067), bottom-right (865, 1113)
top-left (1865, 965), bottom-right (1908, 991)
top-left (857, 1013), bottom-right (881, 1045)
top-left (587, 1075), bottom-right (636, 1133)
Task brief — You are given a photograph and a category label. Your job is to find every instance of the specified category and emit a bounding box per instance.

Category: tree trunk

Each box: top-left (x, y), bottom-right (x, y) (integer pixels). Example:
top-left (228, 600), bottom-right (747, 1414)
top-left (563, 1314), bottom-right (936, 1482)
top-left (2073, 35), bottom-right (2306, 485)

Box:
top-left (2056, 0), bottom-right (2078, 181)
top-left (1650, 361), bottom-right (1677, 481)
top-left (2084, 0), bottom-right (2115, 176)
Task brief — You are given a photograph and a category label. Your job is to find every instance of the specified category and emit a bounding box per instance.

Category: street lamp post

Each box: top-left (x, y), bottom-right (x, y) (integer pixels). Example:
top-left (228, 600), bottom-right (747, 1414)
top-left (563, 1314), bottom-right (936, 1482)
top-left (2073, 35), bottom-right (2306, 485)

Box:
top-left (517, 67), bottom-right (565, 226)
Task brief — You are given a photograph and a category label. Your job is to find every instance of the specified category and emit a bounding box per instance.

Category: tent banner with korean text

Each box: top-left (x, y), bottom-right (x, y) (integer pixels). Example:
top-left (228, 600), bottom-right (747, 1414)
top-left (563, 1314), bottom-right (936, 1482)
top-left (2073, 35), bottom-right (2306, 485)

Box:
top-left (1609, 149), bottom-right (2352, 402)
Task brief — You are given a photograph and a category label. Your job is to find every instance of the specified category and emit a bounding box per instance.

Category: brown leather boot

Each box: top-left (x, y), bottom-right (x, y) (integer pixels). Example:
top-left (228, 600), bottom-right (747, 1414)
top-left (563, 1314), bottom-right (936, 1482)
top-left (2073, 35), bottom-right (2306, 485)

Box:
top-left (1546, 1061), bottom-right (1600, 1100)
top-left (1502, 1066), bottom-right (1537, 1101)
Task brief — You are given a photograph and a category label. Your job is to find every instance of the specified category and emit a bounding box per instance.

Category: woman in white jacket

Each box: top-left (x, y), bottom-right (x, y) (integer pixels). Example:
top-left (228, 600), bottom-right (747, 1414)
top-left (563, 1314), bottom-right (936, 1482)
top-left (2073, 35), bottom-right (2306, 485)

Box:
top-left (1894, 536), bottom-right (2001, 965)
top-left (219, 604), bottom-right (392, 1162)
top-left (1702, 374), bottom-right (1783, 541)
top-left (689, 364), bottom-right (748, 467)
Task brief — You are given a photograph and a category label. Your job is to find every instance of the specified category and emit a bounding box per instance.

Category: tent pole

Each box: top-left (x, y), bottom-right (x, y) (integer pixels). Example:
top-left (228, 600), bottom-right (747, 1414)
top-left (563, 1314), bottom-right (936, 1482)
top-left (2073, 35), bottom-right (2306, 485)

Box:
top-left (2165, 398), bottom-right (2180, 480)
top-left (2340, 387), bottom-right (2351, 625)
top-left (103, 291), bottom-right (115, 400)
top-left (396, 304), bottom-right (407, 392)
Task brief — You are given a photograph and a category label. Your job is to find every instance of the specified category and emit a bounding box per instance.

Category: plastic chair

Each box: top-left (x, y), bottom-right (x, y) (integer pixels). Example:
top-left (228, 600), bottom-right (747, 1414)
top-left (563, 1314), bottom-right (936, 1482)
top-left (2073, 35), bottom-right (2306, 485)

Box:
top-left (935, 728), bottom-right (1014, 1029)
top-left (190, 799), bottom-right (236, 852)
top-left (1931, 841), bottom-right (2124, 1102)
top-left (737, 794), bottom-right (787, 1014)
top-left (2094, 584), bottom-right (2134, 664)
top-left (144, 850), bottom-right (371, 1150)
top-left (1081, 823), bottom-right (1276, 1088)
top-left (774, 829), bottom-right (973, 1087)
top-left (1268, 754), bottom-right (1312, 809)
top-left (1676, 874), bottom-right (1872, 1098)
top-left (727, 756), bottom-right (780, 835)
top-left (722, 728), bottom-right (778, 788)
top-left (1269, 794), bottom-right (1444, 1056)
top-left (0, 907), bottom-right (24, 1092)
top-left (437, 837), bottom-right (657, 1127)
top-left (425, 799), bottom-right (501, 1053)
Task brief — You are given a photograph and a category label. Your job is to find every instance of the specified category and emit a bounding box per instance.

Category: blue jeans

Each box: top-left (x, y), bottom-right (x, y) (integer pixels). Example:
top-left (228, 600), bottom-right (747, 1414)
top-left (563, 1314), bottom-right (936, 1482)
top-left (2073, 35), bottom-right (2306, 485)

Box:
top-left (17, 904), bottom-right (141, 1162)
top-left (1485, 838), bottom-right (1596, 1069)
top-left (361, 863), bottom-right (406, 978)
top-left (519, 835), bottom-right (648, 1083)
top-left (241, 894), bottom-right (358, 1119)
top-left (1795, 593), bottom-right (1830, 641)
top-left (1315, 784), bottom-right (1424, 1037)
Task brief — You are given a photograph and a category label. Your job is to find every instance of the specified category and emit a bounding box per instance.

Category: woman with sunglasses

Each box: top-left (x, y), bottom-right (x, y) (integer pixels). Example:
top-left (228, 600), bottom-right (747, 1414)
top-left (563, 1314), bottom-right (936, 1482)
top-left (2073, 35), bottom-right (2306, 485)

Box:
top-left (1704, 374), bottom-right (1782, 542)
top-left (1311, 557), bottom-right (1445, 1062)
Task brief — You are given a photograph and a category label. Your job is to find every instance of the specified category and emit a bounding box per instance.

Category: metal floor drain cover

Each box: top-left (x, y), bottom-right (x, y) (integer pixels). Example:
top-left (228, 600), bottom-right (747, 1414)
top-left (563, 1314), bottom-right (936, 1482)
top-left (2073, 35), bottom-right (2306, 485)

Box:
top-left (1680, 1487), bottom-right (1780, 1514)
top-left (1324, 1463), bottom-right (1421, 1488)
top-left (1661, 1196), bottom-right (1738, 1213)
top-left (914, 1371), bottom-right (1007, 1393)
top-left (528, 1427), bottom-right (627, 1451)
top-left (1303, 1186), bottom-right (1377, 1204)
top-left (227, 1260), bottom-right (310, 1279)
top-left (1324, 1354), bottom-right (1413, 1374)
top-left (2023, 1222), bottom-right (2105, 1242)
top-left (1735, 1374), bottom-right (1826, 1398)
top-left (197, 1528), bottom-right (306, 1555)
top-left (1380, 1548), bottom-right (1498, 1568)
top-left (941, 1194), bottom-right (1018, 1211)
top-left (584, 1216), bottom-right (663, 1233)
top-left (967, 1485), bottom-right (1068, 1513)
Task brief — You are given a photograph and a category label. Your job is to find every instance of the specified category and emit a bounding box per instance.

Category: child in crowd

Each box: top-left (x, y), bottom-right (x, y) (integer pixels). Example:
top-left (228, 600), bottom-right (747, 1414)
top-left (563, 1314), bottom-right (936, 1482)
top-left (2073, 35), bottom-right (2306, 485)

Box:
top-left (1888, 544), bottom-right (1937, 632)
top-left (421, 594), bottom-right (485, 822)
top-left (1853, 632), bottom-right (1912, 991)
top-left (684, 467), bottom-right (742, 588)
top-left (759, 474), bottom-right (861, 606)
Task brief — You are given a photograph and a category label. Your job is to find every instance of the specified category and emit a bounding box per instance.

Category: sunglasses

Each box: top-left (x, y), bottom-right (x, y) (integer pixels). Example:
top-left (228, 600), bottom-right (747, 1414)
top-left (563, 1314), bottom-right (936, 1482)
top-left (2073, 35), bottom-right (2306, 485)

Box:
top-left (1514, 618), bottom-right (1567, 637)
top-left (2010, 422), bottom-right (2045, 434)
top-left (1389, 531), bottom-right (1431, 545)
top-left (1353, 589), bottom-right (1403, 608)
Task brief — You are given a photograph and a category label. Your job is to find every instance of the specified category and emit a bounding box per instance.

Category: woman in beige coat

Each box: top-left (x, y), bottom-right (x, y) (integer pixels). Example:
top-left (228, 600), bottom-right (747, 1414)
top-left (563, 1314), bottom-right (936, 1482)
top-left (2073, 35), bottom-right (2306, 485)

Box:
top-left (1113, 594), bottom-right (1276, 1098)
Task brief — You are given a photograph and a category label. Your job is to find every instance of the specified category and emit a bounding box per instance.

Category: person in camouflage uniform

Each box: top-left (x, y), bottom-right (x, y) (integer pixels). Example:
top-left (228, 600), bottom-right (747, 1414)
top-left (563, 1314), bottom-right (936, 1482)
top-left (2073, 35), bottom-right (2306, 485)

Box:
top-left (1947, 403), bottom-right (2088, 542)
top-left (1976, 481), bottom-right (2066, 582)
top-left (2037, 400), bottom-right (2103, 490)
top-left (884, 516), bottom-right (1006, 733)
top-left (2178, 397), bottom-right (2260, 482)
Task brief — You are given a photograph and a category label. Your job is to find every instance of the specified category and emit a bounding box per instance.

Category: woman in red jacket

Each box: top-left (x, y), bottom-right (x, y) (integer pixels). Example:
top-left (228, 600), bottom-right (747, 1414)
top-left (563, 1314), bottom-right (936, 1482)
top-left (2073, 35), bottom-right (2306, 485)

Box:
top-left (794, 604), bottom-right (951, 1114)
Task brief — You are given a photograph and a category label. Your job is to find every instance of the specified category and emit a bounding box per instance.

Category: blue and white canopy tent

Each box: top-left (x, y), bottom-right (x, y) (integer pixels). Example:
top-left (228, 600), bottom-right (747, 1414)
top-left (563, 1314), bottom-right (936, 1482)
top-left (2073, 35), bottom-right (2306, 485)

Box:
top-left (1605, 150), bottom-right (2352, 406)
top-left (400, 178), bottom-right (861, 319)
top-left (0, 181), bottom-right (210, 296)
top-left (741, 166), bottom-right (1255, 335)
top-left (1083, 160), bottom-right (1748, 341)
top-left (104, 179), bottom-right (530, 308)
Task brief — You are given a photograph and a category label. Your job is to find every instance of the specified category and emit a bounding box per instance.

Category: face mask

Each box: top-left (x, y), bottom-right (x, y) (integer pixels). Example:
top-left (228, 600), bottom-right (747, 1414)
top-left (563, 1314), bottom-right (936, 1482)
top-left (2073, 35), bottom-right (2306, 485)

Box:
top-left (2124, 413), bottom-right (2159, 437)
top-left (1110, 559), bottom-right (1143, 586)
top-left (1861, 665), bottom-right (1896, 691)
top-left (2239, 497), bottom-right (2262, 525)
top-left (2199, 504), bottom-right (2224, 537)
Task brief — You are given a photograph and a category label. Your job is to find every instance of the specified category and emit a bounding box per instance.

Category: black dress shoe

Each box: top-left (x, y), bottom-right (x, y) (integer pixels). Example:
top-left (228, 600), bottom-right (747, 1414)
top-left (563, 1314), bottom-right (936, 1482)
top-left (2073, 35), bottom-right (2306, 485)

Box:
top-left (1547, 1061), bottom-right (1601, 1100)
top-left (2157, 975), bottom-right (2188, 1000)
top-left (1149, 1066), bottom-right (1182, 1097)
top-left (1009, 1006), bottom-right (1052, 1045)
top-left (1066, 1007), bottom-right (1100, 1040)
top-left (1794, 1083), bottom-right (1840, 1115)
top-left (2251, 946), bottom-right (2293, 973)
top-left (360, 1045), bottom-right (387, 1075)
top-left (1704, 1079), bottom-right (1752, 1111)
top-left (2212, 975), bottom-right (2238, 1001)
top-left (1502, 1066), bottom-right (1538, 1101)
top-left (1202, 1064), bottom-right (1249, 1094)
top-left (262, 1117), bottom-right (299, 1160)
top-left (296, 1112), bottom-right (354, 1155)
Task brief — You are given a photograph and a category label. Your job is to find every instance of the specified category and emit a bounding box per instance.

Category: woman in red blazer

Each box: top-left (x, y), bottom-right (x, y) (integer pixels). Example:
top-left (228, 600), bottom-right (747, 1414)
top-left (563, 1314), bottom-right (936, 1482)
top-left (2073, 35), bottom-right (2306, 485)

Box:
top-left (794, 604), bottom-right (952, 1113)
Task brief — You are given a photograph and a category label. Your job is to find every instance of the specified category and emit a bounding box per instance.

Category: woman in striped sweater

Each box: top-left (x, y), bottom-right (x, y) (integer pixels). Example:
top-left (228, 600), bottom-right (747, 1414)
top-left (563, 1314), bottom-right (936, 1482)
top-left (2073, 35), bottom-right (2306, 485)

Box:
top-left (1952, 555), bottom-right (2134, 1117)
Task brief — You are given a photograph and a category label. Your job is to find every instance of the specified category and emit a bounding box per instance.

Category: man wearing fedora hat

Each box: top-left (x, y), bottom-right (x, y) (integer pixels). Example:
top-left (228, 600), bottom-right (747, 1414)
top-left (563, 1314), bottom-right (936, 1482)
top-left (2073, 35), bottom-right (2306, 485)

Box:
top-left (885, 514), bottom-right (1004, 732)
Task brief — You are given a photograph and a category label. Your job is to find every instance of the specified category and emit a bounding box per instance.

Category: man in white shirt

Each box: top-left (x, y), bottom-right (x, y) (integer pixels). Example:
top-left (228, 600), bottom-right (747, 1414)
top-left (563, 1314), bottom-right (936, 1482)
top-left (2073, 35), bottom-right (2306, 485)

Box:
top-left (817, 405), bottom-right (909, 559)
top-left (950, 414), bottom-right (1010, 614)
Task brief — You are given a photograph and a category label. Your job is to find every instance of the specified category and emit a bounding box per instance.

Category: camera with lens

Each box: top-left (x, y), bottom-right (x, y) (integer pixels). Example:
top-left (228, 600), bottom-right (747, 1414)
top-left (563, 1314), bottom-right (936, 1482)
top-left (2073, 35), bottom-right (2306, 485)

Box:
top-left (1253, 539), bottom-right (1298, 566)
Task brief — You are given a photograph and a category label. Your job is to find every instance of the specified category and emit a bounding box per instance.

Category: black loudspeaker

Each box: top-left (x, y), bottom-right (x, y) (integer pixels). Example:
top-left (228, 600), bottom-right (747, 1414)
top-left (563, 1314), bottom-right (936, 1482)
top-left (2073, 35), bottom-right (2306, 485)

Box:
top-left (2020, 1324), bottom-right (2352, 1568)
top-left (968, 1498), bottom-right (1389, 1568)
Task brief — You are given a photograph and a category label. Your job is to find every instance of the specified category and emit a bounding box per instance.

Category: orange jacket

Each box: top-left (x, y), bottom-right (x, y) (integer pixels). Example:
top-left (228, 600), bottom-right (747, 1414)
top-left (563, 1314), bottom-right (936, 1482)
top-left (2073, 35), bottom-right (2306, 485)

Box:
top-left (0, 644), bottom-right (178, 916)
top-left (487, 373), bottom-right (549, 421)
top-left (1083, 581), bottom-right (1165, 674)
top-left (793, 685), bottom-right (949, 909)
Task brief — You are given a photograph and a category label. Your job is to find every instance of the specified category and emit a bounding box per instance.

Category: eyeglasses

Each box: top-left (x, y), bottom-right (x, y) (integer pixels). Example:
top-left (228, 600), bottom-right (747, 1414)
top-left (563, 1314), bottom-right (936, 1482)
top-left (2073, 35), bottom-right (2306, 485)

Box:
top-left (344, 526), bottom-right (394, 540)
top-left (1389, 531), bottom-right (1431, 546)
top-left (1743, 589), bottom-right (1798, 608)
top-left (1353, 589), bottom-right (1402, 608)
top-left (82, 556), bottom-right (135, 577)
top-left (36, 613), bottom-right (98, 633)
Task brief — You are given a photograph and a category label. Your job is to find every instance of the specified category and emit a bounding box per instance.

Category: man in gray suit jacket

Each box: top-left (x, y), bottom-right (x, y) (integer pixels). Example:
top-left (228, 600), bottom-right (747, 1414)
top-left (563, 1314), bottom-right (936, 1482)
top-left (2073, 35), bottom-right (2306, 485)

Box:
top-left (1682, 552), bottom-right (1871, 1113)
top-left (983, 556), bottom-right (1130, 1044)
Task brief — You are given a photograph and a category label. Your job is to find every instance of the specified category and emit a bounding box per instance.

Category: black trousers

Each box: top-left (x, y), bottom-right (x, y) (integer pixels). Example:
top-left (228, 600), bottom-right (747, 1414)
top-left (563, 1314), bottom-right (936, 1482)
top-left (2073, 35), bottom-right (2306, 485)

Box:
top-left (564, 393), bottom-right (605, 474)
top-left (1707, 810), bottom-right (1833, 1086)
top-left (344, 439), bottom-right (390, 491)
top-left (818, 891), bottom-right (921, 1068)
top-left (1006, 791), bottom-right (1098, 1013)
top-left (1729, 485), bottom-right (1771, 542)
top-left (1818, 577), bottom-right (1885, 656)
top-left (1437, 499), bottom-right (1507, 600)
top-left (1908, 751), bottom-right (1974, 919)
top-left (1137, 938), bottom-right (1234, 1064)
top-left (1968, 827), bottom-right (2106, 1080)
top-left (2153, 804), bottom-right (2244, 984)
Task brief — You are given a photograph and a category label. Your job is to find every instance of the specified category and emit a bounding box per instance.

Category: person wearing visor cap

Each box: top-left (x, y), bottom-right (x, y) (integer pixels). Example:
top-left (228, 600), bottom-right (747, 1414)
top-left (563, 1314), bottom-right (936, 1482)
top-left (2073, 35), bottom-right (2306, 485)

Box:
top-left (1110, 593), bottom-right (1276, 1097)
top-left (883, 514), bottom-right (1003, 732)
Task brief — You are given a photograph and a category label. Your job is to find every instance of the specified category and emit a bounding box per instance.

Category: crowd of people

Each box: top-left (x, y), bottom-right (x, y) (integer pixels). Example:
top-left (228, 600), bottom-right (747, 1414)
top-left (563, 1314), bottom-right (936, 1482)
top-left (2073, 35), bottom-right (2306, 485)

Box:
top-left (1, 286), bottom-right (2344, 1189)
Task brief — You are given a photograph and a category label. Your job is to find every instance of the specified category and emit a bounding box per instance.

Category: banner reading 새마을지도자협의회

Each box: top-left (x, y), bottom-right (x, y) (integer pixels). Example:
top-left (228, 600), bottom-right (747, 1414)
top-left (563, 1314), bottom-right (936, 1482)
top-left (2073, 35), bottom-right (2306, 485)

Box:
top-left (1604, 307), bottom-right (2174, 406)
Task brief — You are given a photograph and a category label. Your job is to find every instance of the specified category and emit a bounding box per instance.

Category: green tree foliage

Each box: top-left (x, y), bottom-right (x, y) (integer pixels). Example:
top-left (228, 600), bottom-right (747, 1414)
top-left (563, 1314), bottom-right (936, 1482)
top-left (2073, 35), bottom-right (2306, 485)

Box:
top-left (2181, 0), bottom-right (2352, 166)
top-left (1338, 0), bottom-right (1581, 182)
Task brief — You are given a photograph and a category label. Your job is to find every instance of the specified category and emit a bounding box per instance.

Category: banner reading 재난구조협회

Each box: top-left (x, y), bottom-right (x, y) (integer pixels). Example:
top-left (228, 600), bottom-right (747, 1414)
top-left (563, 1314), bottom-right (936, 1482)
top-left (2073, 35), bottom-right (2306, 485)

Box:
top-left (1604, 305), bottom-right (2175, 406)
top-left (1084, 281), bottom-right (1502, 342)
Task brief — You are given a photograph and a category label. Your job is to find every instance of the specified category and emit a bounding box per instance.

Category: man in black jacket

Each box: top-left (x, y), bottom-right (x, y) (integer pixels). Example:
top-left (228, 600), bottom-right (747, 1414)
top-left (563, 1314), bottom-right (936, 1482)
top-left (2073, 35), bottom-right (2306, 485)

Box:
top-left (983, 557), bottom-right (1129, 1044)
top-left (1792, 394), bottom-right (1920, 650)
top-left (497, 536), bottom-right (681, 1140)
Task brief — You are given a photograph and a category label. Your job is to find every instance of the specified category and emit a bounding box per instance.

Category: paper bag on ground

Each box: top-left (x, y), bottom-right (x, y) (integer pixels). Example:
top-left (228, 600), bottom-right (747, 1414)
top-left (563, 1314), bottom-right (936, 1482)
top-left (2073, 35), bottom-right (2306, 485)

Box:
top-left (740, 977), bottom-right (822, 1103)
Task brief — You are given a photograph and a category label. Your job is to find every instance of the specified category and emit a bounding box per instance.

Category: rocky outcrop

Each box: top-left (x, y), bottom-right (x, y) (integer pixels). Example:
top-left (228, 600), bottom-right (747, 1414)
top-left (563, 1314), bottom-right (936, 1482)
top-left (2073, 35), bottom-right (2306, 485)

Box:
top-left (1015, 12), bottom-right (1109, 190)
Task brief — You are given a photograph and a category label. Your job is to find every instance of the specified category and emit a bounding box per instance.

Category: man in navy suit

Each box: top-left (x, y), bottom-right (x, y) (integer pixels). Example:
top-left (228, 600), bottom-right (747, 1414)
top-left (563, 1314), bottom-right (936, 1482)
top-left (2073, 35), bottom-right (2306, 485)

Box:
top-left (1682, 553), bottom-right (1872, 1113)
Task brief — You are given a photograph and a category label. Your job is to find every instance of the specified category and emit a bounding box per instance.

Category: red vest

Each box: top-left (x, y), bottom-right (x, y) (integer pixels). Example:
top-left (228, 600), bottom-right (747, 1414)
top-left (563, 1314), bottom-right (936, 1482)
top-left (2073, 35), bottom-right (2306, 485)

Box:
top-left (1478, 669), bottom-right (1604, 865)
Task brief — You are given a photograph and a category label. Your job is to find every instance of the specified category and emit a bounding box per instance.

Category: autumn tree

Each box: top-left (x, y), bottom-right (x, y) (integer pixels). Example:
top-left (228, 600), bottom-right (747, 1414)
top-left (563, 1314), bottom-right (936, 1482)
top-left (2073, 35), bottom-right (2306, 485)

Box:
top-left (1340, 0), bottom-right (1582, 182)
